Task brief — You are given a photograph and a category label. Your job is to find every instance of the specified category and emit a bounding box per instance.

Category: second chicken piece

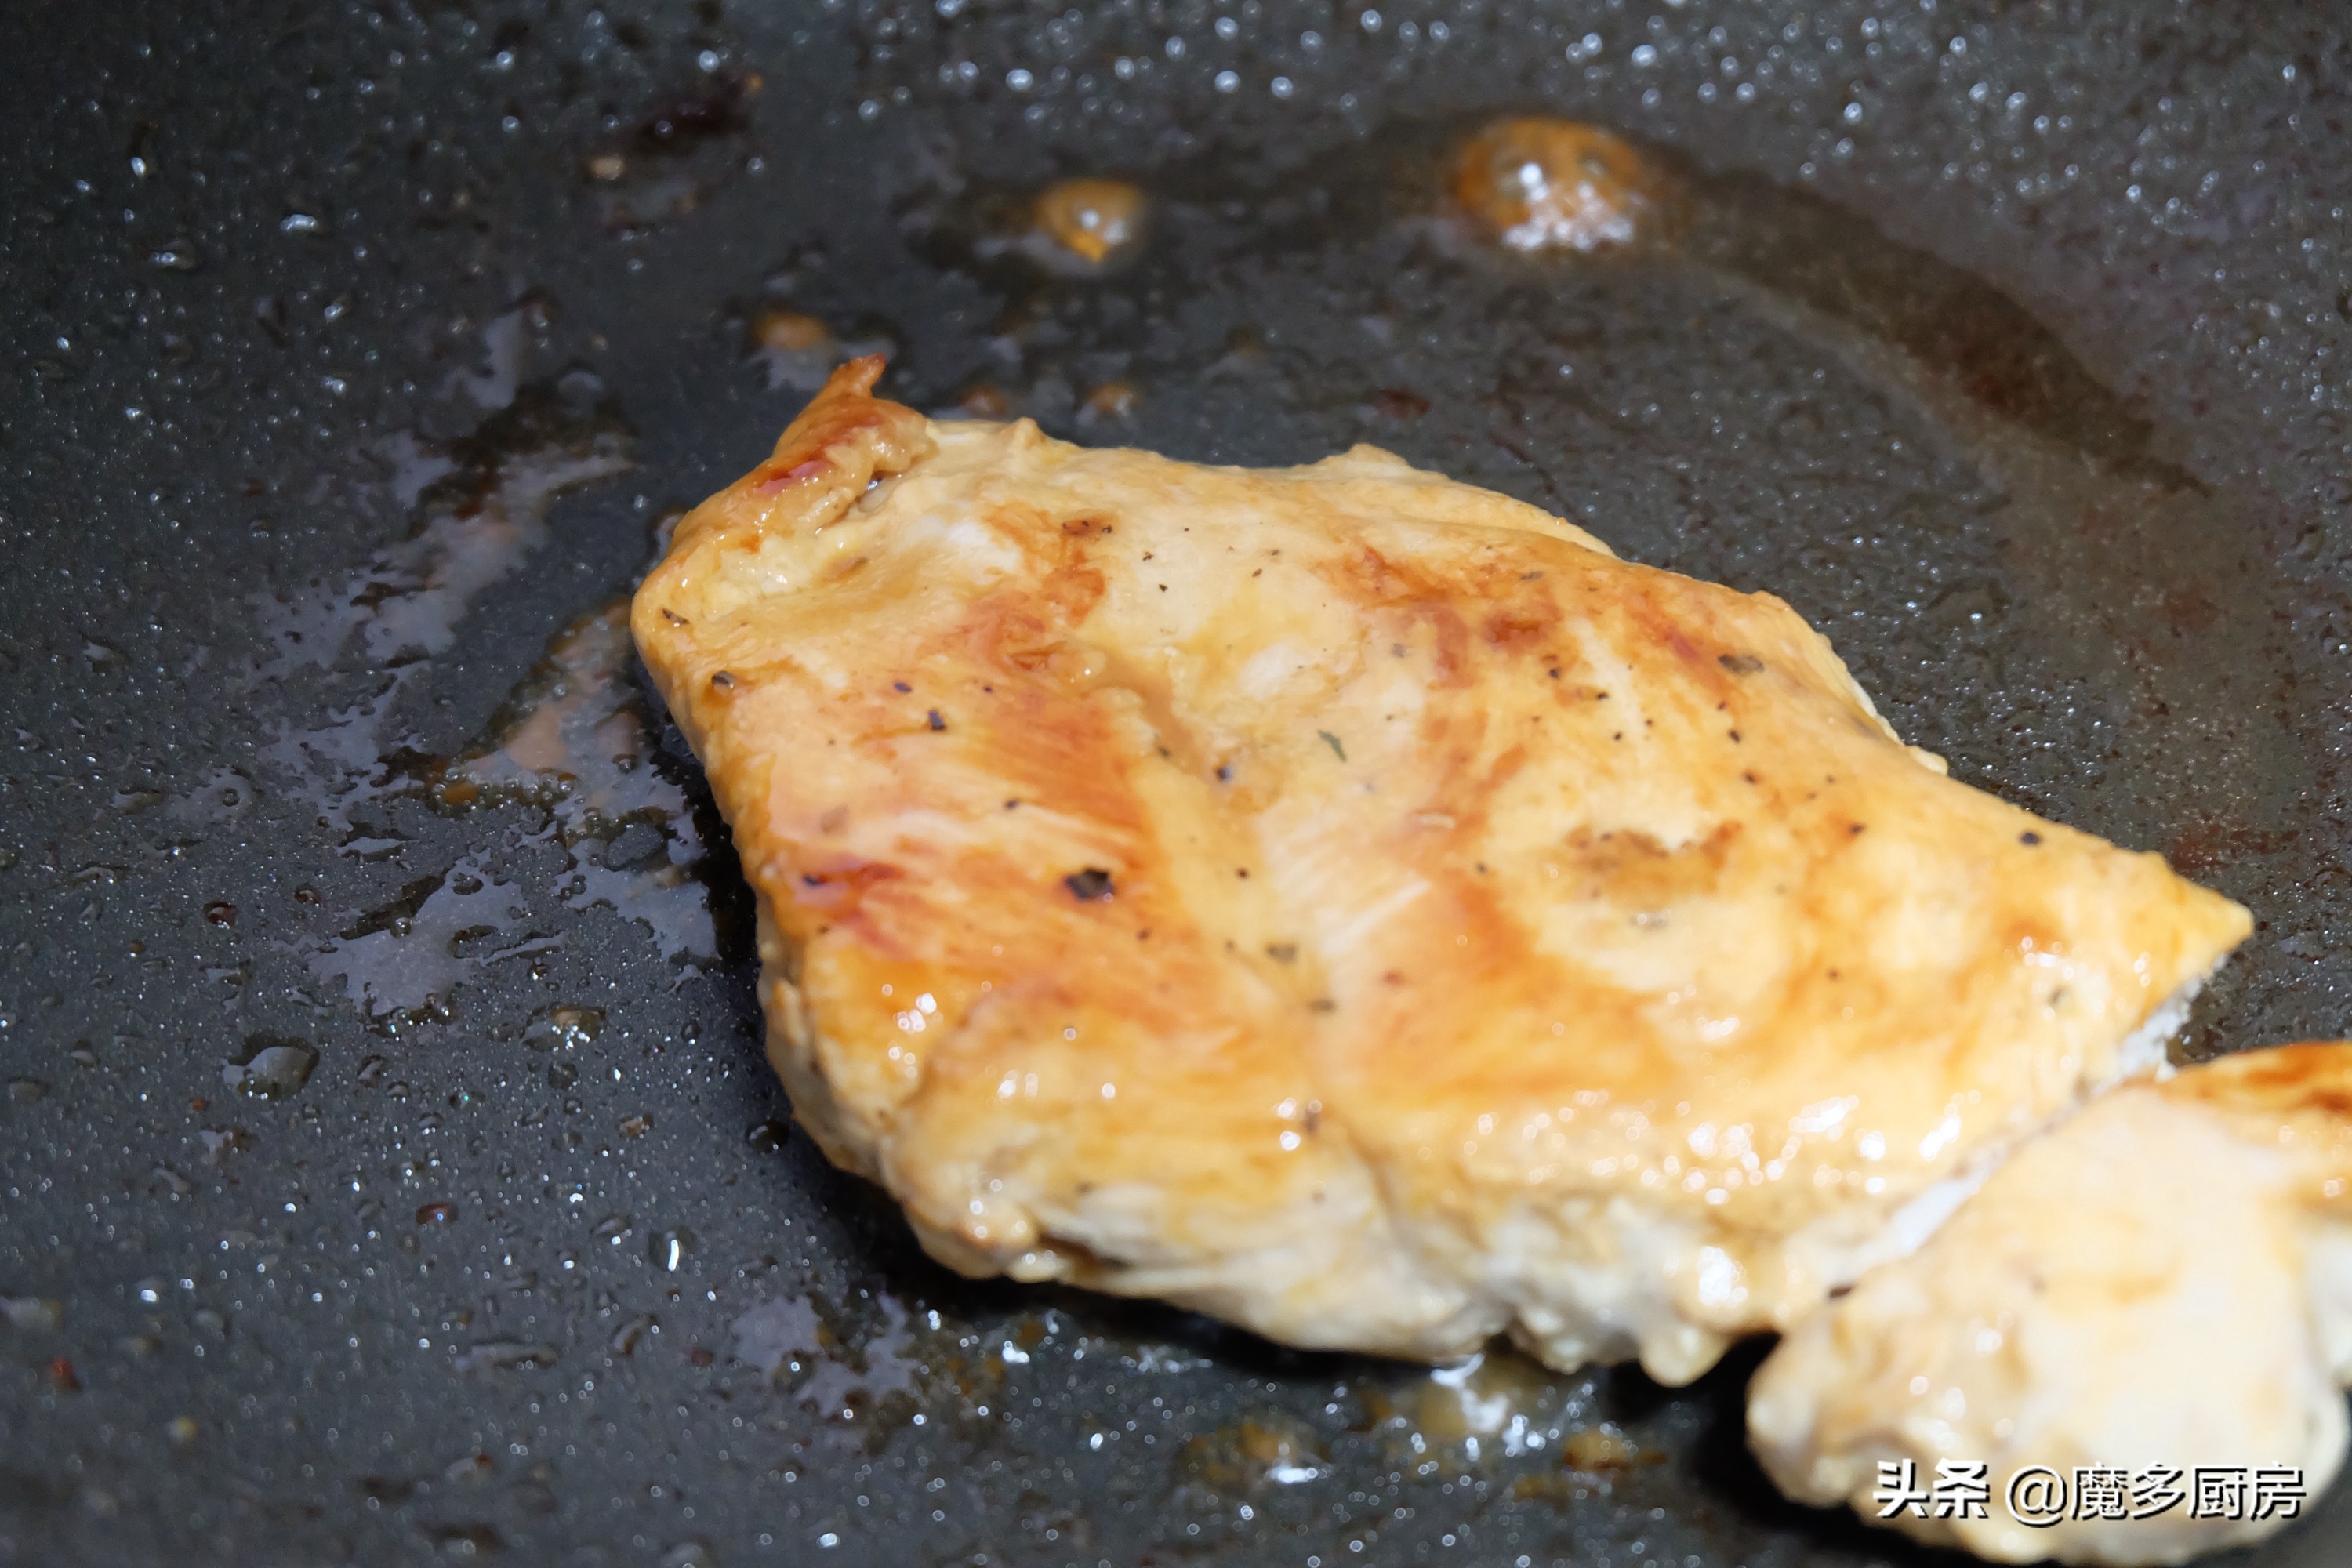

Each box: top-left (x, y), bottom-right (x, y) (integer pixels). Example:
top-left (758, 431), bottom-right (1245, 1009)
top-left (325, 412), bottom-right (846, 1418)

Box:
top-left (1751, 1041), bottom-right (2352, 1565)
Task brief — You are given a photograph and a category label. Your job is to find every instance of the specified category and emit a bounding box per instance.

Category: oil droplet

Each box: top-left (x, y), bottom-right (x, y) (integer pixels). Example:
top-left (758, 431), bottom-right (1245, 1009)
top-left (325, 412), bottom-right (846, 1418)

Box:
top-left (436, 606), bottom-right (677, 833)
top-left (728, 1291), bottom-right (924, 1417)
top-left (202, 901), bottom-right (237, 927)
top-left (199, 1127), bottom-right (254, 1162)
top-left (1031, 177), bottom-right (1145, 267)
top-left (1356, 1347), bottom-right (1585, 1468)
top-left (1561, 1423), bottom-right (1640, 1472)
top-left (452, 1341), bottom-right (558, 1374)
top-left (525, 1004), bottom-right (605, 1051)
top-left (430, 1523), bottom-right (506, 1554)
top-left (753, 310), bottom-right (826, 347)
top-left (745, 1118), bottom-right (791, 1152)
top-left (956, 383), bottom-right (1011, 419)
top-left (2, 1296), bottom-right (64, 1332)
top-left (416, 1201), bottom-right (457, 1225)
top-left (593, 1213), bottom-right (633, 1245)
top-left (1452, 118), bottom-right (1657, 253)
top-left (1080, 380), bottom-right (1138, 423)
top-left (307, 855), bottom-right (535, 1021)
top-left (255, 383), bottom-right (635, 839)
top-left (1179, 1413), bottom-right (1333, 1490)
top-left (648, 1228), bottom-right (695, 1272)
top-left (221, 1036), bottom-right (318, 1099)
top-left (432, 605), bottom-right (720, 969)
top-left (748, 310), bottom-right (836, 393)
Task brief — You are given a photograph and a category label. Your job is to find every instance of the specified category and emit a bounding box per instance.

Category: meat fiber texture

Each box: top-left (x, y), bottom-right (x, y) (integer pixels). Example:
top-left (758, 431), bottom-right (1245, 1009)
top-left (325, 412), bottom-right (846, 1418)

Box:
top-left (1751, 1041), bottom-right (2352, 1565)
top-left (633, 359), bottom-right (2249, 1385)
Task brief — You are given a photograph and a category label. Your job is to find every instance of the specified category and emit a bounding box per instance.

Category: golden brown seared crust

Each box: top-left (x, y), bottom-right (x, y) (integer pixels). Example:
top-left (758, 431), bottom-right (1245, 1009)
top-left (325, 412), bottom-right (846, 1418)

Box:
top-left (631, 354), bottom-right (935, 889)
top-left (673, 353), bottom-right (931, 557)
top-left (632, 361), bottom-right (2253, 1380)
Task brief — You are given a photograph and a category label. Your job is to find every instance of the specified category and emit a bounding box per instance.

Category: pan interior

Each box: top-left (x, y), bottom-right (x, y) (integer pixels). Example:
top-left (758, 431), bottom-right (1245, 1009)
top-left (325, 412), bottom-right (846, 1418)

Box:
top-left (2, 3), bottom-right (2347, 1565)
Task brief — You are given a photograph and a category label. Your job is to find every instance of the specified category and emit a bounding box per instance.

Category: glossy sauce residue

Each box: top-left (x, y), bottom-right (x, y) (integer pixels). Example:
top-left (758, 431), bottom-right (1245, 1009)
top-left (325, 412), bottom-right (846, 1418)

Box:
top-left (1352, 1348), bottom-right (1641, 1476)
top-left (749, 310), bottom-right (840, 392)
top-left (308, 851), bottom-right (545, 1020)
top-left (434, 599), bottom-right (719, 968)
top-left (255, 374), bottom-right (634, 838)
top-left (437, 601), bottom-right (677, 829)
top-left (585, 67), bottom-right (763, 234)
top-left (723, 1290), bottom-right (1106, 1443)
top-left (1450, 118), bottom-right (1663, 253)
top-left (1031, 177), bottom-right (1148, 267)
top-left (730, 1293), bottom-right (922, 1417)
top-left (952, 176), bottom-right (1152, 279)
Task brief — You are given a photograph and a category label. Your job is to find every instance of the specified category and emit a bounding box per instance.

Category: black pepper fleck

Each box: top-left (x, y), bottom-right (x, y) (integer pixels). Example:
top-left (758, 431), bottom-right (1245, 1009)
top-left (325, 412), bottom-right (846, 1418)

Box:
top-left (927, 709), bottom-right (946, 731)
top-left (1063, 868), bottom-right (1114, 901)
top-left (2020, 831), bottom-right (2042, 846)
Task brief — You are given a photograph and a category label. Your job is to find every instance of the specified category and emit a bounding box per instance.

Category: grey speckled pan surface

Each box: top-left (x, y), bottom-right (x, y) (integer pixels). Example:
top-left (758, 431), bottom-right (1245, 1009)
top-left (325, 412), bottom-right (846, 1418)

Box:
top-left (5, 2), bottom-right (2350, 1563)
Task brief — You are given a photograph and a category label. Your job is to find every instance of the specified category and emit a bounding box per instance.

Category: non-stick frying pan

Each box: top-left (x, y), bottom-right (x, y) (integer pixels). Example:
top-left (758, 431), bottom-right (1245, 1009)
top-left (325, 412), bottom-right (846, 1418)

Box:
top-left (5, 2), bottom-right (2350, 1563)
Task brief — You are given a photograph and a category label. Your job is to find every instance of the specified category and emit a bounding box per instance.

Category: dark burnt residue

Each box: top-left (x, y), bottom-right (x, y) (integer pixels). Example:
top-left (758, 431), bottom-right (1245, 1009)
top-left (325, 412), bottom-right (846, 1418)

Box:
top-left (586, 68), bottom-right (764, 232)
top-left (635, 67), bottom-right (757, 154)
top-left (1063, 867), bottom-right (1115, 901)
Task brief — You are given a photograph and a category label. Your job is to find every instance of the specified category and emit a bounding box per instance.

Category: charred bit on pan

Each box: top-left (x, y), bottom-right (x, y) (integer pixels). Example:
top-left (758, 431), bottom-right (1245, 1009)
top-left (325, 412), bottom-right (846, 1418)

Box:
top-left (1063, 867), bottom-right (1114, 902)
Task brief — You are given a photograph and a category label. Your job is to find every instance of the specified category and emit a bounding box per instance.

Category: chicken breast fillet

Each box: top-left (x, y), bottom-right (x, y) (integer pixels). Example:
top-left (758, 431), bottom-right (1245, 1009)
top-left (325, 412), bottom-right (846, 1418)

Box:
top-left (632, 358), bottom-right (2249, 1383)
top-left (1750, 1042), bottom-right (2352, 1565)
